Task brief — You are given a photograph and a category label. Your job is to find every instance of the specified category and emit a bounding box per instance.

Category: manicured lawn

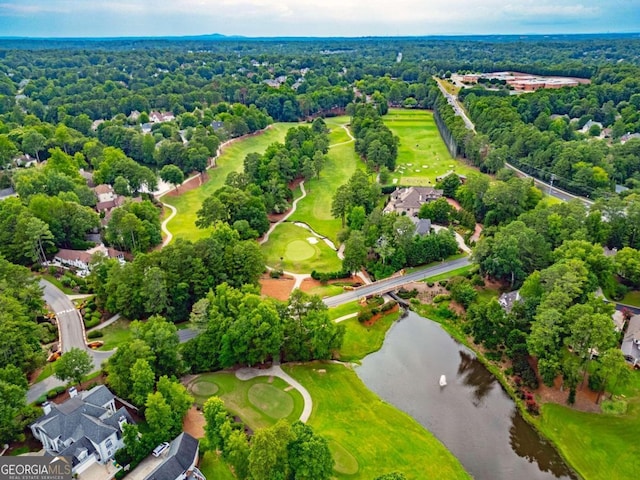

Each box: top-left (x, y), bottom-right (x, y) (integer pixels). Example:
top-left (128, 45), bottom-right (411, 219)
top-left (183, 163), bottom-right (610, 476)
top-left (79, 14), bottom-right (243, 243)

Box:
top-left (289, 116), bottom-right (362, 242)
top-left (621, 290), bottom-right (640, 307)
top-left (40, 273), bottom-right (75, 295)
top-left (262, 222), bottom-right (342, 273)
top-left (283, 363), bottom-right (470, 480)
top-left (303, 284), bottom-right (345, 298)
top-left (383, 109), bottom-right (477, 187)
top-left (328, 301), bottom-right (361, 321)
top-left (423, 265), bottom-right (474, 283)
top-left (338, 311), bottom-right (399, 362)
top-left (97, 318), bottom-right (131, 351)
top-left (34, 363), bottom-right (55, 383)
top-left (188, 372), bottom-right (304, 430)
top-left (198, 452), bottom-right (235, 480)
top-left (539, 397), bottom-right (640, 480)
top-left (163, 123), bottom-right (295, 242)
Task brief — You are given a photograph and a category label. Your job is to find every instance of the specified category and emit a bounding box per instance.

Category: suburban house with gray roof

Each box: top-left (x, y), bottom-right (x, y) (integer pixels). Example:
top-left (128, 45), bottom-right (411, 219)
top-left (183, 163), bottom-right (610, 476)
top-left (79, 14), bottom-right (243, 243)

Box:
top-left (622, 313), bottom-right (640, 366)
top-left (384, 186), bottom-right (443, 217)
top-left (30, 385), bottom-right (134, 475)
top-left (144, 432), bottom-right (204, 480)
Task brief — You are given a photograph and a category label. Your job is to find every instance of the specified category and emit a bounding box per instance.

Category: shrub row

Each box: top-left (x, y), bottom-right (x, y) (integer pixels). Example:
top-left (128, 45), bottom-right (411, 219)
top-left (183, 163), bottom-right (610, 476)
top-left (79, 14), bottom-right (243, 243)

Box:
top-left (87, 330), bottom-right (104, 339)
top-left (84, 317), bottom-right (100, 329)
top-left (311, 269), bottom-right (350, 282)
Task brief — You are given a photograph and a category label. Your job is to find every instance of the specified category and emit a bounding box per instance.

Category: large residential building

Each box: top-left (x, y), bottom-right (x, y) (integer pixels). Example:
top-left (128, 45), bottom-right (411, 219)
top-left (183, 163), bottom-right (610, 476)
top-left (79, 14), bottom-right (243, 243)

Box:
top-left (30, 386), bottom-right (134, 475)
top-left (384, 186), bottom-right (443, 217)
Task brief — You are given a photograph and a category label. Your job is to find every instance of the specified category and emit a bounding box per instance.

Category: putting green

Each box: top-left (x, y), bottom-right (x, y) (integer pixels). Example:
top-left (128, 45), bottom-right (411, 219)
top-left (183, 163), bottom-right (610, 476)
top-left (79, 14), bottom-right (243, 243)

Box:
top-left (328, 440), bottom-right (359, 475)
top-left (247, 383), bottom-right (294, 419)
top-left (191, 380), bottom-right (219, 397)
top-left (262, 223), bottom-right (342, 274)
top-left (285, 239), bottom-right (316, 261)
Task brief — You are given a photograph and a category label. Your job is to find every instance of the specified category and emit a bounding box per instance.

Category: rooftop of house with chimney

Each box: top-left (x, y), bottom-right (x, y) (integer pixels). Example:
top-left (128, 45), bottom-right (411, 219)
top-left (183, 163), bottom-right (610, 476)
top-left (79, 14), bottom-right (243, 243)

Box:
top-left (30, 385), bottom-right (134, 470)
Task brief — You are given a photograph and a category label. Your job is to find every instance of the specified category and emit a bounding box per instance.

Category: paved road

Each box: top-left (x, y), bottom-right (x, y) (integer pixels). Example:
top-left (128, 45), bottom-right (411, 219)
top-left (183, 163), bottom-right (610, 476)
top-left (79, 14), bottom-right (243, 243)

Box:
top-left (434, 77), bottom-right (593, 207)
top-left (504, 162), bottom-right (594, 207)
top-left (323, 256), bottom-right (472, 307)
top-left (29, 280), bottom-right (197, 402)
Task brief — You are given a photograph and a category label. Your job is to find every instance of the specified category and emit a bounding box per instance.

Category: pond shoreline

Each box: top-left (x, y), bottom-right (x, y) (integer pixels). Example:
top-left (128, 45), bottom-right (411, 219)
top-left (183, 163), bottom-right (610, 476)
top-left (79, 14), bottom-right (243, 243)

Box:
top-left (357, 309), bottom-right (578, 480)
top-left (409, 305), bottom-right (583, 480)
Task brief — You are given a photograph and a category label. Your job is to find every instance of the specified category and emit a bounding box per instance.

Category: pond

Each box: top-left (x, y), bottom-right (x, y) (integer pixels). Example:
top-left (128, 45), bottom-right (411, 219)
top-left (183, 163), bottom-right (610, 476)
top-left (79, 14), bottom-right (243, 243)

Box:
top-left (356, 311), bottom-right (576, 480)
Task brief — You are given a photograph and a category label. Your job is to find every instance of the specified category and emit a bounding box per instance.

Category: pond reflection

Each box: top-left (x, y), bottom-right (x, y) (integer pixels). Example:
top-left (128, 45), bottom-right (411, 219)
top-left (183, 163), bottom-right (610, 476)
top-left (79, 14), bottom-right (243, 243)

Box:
top-left (356, 311), bottom-right (576, 480)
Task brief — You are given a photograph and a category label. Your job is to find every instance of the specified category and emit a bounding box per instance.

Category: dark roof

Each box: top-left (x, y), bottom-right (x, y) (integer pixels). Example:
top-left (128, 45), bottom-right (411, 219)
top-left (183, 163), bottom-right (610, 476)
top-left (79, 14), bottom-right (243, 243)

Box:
top-left (412, 218), bottom-right (431, 235)
top-left (83, 385), bottom-right (116, 407)
top-left (31, 386), bottom-right (129, 453)
top-left (58, 436), bottom-right (96, 467)
top-left (145, 432), bottom-right (199, 480)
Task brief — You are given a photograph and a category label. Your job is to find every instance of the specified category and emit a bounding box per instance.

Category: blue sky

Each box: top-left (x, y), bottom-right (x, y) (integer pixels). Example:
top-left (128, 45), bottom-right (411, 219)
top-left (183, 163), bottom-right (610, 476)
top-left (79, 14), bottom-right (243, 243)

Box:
top-left (0, 0), bottom-right (638, 38)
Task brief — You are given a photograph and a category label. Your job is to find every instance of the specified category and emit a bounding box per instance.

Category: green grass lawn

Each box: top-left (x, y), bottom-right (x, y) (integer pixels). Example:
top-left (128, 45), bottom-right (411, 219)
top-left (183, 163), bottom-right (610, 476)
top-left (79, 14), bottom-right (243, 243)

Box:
top-left (283, 363), bottom-right (470, 480)
top-left (475, 286), bottom-right (501, 302)
top-left (422, 265), bottom-right (474, 283)
top-left (188, 372), bottom-right (304, 430)
top-left (289, 116), bottom-right (362, 243)
top-left (338, 311), bottom-right (399, 362)
top-left (262, 222), bottom-right (342, 273)
top-left (621, 290), bottom-right (640, 307)
top-left (383, 109), bottom-right (477, 187)
top-left (328, 301), bottom-right (361, 321)
top-left (34, 363), bottom-right (55, 383)
top-left (303, 284), bottom-right (345, 298)
top-left (97, 318), bottom-right (131, 351)
top-left (536, 369), bottom-right (640, 480)
top-left (40, 273), bottom-right (75, 295)
top-left (198, 452), bottom-right (235, 480)
top-left (539, 398), bottom-right (640, 480)
top-left (163, 123), bottom-right (295, 242)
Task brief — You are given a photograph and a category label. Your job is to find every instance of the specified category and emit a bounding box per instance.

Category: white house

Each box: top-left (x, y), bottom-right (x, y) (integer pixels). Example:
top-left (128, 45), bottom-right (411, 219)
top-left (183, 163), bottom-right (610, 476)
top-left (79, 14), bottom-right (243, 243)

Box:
top-left (149, 111), bottom-right (175, 123)
top-left (53, 244), bottom-right (126, 275)
top-left (30, 386), bottom-right (134, 475)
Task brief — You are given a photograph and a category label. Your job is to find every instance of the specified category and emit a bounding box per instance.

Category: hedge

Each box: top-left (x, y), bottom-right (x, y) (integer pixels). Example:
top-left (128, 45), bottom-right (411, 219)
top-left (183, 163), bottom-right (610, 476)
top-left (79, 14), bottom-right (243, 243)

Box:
top-left (84, 317), bottom-right (100, 329)
top-left (88, 330), bottom-right (104, 339)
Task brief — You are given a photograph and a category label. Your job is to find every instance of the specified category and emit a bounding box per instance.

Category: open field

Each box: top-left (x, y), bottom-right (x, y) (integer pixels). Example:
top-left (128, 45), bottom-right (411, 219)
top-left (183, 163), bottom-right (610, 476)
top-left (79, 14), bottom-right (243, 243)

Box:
top-left (338, 311), bottom-right (400, 362)
top-left (383, 109), bottom-right (476, 186)
top-left (163, 123), bottom-right (295, 242)
top-left (188, 372), bottom-right (304, 430)
top-left (284, 363), bottom-right (470, 480)
top-left (289, 116), bottom-right (362, 242)
top-left (537, 369), bottom-right (640, 480)
top-left (262, 222), bottom-right (342, 273)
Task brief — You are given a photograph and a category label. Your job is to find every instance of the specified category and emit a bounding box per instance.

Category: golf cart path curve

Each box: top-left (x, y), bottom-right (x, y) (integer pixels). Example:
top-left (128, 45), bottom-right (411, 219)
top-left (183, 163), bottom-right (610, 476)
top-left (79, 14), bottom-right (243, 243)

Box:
top-left (236, 364), bottom-right (313, 423)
